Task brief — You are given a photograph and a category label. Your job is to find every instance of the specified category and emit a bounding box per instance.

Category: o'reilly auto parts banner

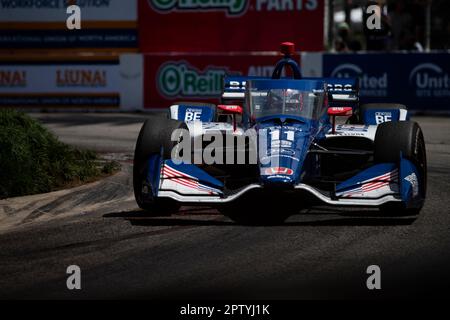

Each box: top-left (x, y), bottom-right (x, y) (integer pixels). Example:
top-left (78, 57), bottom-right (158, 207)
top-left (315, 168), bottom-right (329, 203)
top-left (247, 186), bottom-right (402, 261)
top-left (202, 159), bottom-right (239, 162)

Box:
top-left (138, 0), bottom-right (324, 52)
top-left (144, 53), bottom-right (293, 108)
top-left (303, 52), bottom-right (450, 111)
top-left (0, 55), bottom-right (144, 110)
top-left (0, 0), bottom-right (137, 50)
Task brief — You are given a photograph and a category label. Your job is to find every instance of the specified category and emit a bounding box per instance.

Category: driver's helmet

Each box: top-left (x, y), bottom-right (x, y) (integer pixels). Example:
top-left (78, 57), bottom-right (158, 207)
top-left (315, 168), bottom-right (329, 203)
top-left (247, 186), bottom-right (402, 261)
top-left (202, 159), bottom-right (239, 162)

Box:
top-left (266, 89), bottom-right (303, 113)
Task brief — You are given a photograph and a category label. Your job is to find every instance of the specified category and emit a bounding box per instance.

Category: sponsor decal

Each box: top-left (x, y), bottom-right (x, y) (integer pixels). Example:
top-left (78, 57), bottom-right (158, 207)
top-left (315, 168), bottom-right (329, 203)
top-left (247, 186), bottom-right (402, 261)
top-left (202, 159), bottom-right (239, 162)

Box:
top-left (264, 167), bottom-right (294, 175)
top-left (157, 61), bottom-right (237, 98)
top-left (374, 111), bottom-right (392, 124)
top-left (255, 0), bottom-right (318, 12)
top-left (56, 69), bottom-right (107, 87)
top-left (0, 0), bottom-right (112, 9)
top-left (330, 63), bottom-right (388, 97)
top-left (149, 0), bottom-right (318, 16)
top-left (336, 124), bottom-right (369, 132)
top-left (327, 83), bottom-right (353, 92)
top-left (0, 70), bottom-right (26, 87)
top-left (409, 63), bottom-right (450, 98)
top-left (184, 108), bottom-right (202, 121)
top-left (149, 0), bottom-right (248, 16)
top-left (404, 173), bottom-right (419, 197)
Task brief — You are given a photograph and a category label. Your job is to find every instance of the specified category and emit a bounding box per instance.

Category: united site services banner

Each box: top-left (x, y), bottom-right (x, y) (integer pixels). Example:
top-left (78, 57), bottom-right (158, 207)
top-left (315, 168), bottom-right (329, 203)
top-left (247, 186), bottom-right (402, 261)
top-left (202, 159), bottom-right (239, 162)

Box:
top-left (138, 0), bottom-right (324, 52)
top-left (144, 52), bottom-right (297, 108)
top-left (323, 53), bottom-right (450, 111)
top-left (0, 0), bottom-right (138, 50)
top-left (321, 53), bottom-right (450, 111)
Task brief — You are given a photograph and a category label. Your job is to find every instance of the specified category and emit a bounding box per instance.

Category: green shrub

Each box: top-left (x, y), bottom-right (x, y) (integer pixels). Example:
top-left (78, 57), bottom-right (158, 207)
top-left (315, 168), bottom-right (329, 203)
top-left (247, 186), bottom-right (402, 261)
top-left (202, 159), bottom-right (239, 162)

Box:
top-left (0, 109), bottom-right (116, 199)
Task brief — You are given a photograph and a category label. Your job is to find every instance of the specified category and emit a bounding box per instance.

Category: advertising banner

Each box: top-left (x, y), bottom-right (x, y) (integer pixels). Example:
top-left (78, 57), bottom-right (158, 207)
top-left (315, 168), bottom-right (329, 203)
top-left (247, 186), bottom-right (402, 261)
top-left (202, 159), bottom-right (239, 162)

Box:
top-left (0, 54), bottom-right (143, 110)
top-left (144, 52), bottom-right (295, 108)
top-left (302, 52), bottom-right (450, 111)
top-left (0, 0), bottom-right (137, 50)
top-left (138, 0), bottom-right (324, 53)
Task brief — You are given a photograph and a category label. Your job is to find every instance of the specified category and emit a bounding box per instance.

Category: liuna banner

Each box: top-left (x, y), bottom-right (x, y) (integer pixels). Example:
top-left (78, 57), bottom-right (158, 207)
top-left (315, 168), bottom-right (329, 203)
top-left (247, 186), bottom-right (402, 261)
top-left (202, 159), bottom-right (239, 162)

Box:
top-left (0, 0), bottom-right (137, 50)
top-left (0, 54), bottom-right (143, 110)
top-left (138, 0), bottom-right (324, 53)
top-left (143, 52), bottom-right (296, 108)
top-left (302, 52), bottom-right (450, 111)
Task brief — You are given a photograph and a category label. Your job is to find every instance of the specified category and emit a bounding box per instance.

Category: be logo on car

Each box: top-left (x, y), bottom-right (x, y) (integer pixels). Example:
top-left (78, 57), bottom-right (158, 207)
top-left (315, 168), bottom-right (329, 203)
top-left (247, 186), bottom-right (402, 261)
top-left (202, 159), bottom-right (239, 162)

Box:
top-left (375, 112), bottom-right (392, 124)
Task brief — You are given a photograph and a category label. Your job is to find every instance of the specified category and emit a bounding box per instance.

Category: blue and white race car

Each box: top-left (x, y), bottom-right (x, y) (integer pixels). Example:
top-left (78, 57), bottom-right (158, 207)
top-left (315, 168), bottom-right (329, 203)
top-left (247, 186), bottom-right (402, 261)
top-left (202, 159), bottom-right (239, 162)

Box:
top-left (133, 43), bottom-right (427, 224)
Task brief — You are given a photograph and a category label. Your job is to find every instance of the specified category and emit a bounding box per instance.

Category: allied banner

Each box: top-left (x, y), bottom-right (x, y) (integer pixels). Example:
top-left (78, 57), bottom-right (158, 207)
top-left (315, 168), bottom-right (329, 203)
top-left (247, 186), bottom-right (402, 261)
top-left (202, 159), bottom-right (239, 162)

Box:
top-left (144, 52), bottom-right (296, 108)
top-left (0, 0), bottom-right (138, 50)
top-left (138, 0), bottom-right (324, 53)
top-left (303, 52), bottom-right (450, 111)
top-left (0, 54), bottom-right (143, 110)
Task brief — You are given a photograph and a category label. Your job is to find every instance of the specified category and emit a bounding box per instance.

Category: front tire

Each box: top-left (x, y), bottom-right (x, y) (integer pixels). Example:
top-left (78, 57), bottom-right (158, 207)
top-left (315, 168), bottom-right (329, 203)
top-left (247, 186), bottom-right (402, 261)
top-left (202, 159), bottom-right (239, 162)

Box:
top-left (374, 121), bottom-right (427, 215)
top-left (133, 116), bottom-right (186, 214)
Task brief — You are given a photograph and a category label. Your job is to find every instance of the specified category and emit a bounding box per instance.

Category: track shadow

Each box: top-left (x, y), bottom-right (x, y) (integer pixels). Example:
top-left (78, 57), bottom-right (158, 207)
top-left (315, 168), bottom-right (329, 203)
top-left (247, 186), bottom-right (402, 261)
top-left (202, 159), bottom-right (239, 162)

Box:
top-left (284, 217), bottom-right (416, 226)
top-left (127, 217), bottom-right (234, 227)
top-left (103, 206), bottom-right (217, 218)
top-left (103, 209), bottom-right (416, 227)
top-left (103, 208), bottom-right (233, 226)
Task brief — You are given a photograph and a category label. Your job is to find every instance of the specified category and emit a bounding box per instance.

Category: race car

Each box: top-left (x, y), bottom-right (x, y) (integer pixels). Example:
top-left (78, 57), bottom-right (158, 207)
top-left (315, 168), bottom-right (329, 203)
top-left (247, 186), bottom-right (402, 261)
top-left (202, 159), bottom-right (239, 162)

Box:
top-left (133, 42), bottom-right (427, 224)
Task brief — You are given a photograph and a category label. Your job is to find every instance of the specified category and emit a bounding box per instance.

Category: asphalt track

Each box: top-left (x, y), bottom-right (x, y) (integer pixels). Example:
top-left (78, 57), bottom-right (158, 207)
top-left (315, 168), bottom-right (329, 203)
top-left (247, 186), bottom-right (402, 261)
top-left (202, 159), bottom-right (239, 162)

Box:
top-left (0, 113), bottom-right (449, 299)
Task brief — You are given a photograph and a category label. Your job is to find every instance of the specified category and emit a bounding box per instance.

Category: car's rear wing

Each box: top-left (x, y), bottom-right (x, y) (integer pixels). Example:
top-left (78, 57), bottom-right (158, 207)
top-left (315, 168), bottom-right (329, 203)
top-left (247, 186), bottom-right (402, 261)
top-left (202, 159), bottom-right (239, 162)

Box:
top-left (223, 76), bottom-right (359, 103)
top-left (222, 75), bottom-right (360, 116)
top-left (222, 76), bottom-right (264, 101)
top-left (322, 77), bottom-right (359, 108)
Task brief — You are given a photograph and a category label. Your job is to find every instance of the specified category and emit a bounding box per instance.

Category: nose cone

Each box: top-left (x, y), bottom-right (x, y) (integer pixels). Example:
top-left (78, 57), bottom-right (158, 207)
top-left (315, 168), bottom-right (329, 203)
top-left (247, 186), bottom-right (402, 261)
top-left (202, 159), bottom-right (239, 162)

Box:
top-left (260, 166), bottom-right (296, 187)
top-left (258, 120), bottom-right (312, 187)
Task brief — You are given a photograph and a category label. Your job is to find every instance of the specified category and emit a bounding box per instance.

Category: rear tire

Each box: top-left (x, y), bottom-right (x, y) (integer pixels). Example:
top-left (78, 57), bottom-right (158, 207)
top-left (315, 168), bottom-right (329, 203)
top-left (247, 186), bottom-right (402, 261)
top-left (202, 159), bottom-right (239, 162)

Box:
top-left (133, 116), bottom-right (186, 214)
top-left (374, 121), bottom-right (427, 215)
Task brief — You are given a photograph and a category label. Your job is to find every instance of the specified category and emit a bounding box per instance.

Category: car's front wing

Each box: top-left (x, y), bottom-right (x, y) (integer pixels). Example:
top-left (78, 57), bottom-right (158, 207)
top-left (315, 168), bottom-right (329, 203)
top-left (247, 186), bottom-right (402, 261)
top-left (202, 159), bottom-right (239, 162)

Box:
top-left (145, 156), bottom-right (421, 208)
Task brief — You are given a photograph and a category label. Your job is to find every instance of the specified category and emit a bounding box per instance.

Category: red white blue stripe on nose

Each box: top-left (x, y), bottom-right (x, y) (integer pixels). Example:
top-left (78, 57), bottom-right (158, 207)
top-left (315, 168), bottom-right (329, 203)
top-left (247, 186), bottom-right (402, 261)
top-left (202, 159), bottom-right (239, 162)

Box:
top-left (161, 164), bottom-right (222, 195)
top-left (336, 169), bottom-right (399, 198)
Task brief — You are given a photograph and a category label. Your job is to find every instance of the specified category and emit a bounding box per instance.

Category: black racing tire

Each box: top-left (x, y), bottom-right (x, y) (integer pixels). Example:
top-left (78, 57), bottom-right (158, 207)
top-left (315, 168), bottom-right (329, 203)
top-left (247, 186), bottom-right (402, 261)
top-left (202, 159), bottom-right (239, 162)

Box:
top-left (358, 103), bottom-right (407, 124)
top-left (374, 121), bottom-right (427, 215)
top-left (133, 115), bottom-right (187, 214)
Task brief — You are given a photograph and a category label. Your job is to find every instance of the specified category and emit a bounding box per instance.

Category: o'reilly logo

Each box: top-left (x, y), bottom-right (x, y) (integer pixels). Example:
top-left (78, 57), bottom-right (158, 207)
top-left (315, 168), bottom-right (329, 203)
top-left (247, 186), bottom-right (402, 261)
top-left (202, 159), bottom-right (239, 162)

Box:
top-left (409, 63), bottom-right (450, 97)
top-left (149, 0), bottom-right (248, 16)
top-left (157, 61), bottom-right (230, 98)
top-left (331, 63), bottom-right (387, 97)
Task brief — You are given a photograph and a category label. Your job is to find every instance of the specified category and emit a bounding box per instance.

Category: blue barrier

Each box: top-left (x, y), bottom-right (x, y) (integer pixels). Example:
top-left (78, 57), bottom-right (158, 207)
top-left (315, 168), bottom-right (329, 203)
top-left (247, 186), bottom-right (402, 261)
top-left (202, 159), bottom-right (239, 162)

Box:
top-left (320, 52), bottom-right (450, 111)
